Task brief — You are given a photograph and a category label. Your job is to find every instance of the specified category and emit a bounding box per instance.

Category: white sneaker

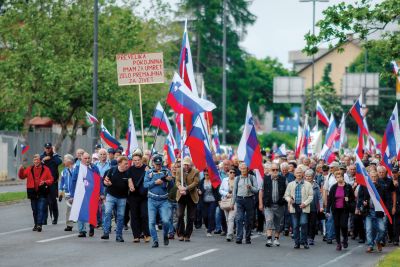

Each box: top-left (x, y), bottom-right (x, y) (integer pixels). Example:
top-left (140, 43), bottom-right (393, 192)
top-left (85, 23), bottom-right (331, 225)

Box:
top-left (265, 239), bottom-right (272, 247)
top-left (206, 233), bottom-right (213, 237)
top-left (273, 239), bottom-right (280, 247)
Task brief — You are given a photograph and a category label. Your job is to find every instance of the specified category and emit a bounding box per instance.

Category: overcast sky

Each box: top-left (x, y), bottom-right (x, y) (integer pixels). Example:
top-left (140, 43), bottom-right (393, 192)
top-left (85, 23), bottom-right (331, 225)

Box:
top-left (166, 0), bottom-right (383, 68)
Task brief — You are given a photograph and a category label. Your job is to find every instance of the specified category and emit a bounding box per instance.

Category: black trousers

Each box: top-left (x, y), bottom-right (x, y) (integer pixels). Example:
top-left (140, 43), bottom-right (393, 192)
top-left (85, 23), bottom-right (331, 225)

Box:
top-left (353, 214), bottom-right (365, 241)
top-left (44, 183), bottom-right (58, 222)
top-left (333, 208), bottom-right (349, 244)
top-left (177, 195), bottom-right (197, 238)
top-left (393, 213), bottom-right (400, 243)
top-left (308, 211), bottom-right (318, 240)
top-left (124, 202), bottom-right (130, 226)
top-left (128, 195), bottom-right (150, 238)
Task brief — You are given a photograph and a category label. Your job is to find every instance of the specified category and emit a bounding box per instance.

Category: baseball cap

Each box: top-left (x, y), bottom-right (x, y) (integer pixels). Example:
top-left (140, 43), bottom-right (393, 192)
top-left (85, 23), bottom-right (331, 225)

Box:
top-left (183, 156), bottom-right (192, 165)
top-left (329, 162), bottom-right (340, 168)
top-left (153, 155), bottom-right (163, 165)
top-left (94, 144), bottom-right (101, 149)
top-left (44, 142), bottom-right (52, 148)
top-left (392, 165), bottom-right (399, 173)
top-left (107, 148), bottom-right (115, 154)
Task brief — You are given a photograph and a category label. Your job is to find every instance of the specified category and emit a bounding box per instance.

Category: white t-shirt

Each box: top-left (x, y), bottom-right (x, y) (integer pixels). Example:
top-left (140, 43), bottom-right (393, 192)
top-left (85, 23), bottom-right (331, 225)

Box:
top-left (323, 173), bottom-right (336, 191)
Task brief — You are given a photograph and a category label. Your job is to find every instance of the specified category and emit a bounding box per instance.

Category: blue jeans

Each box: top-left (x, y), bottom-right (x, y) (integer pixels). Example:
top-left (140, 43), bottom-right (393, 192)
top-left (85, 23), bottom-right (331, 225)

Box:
top-left (78, 221), bottom-right (94, 233)
top-left (235, 197), bottom-right (254, 241)
top-left (215, 206), bottom-right (222, 232)
top-left (365, 210), bottom-right (385, 248)
top-left (291, 204), bottom-right (309, 245)
top-left (148, 198), bottom-right (171, 242)
top-left (103, 195), bottom-right (126, 239)
top-left (31, 197), bottom-right (47, 226)
top-left (168, 201), bottom-right (178, 235)
top-left (203, 201), bottom-right (217, 233)
top-left (326, 208), bottom-right (336, 240)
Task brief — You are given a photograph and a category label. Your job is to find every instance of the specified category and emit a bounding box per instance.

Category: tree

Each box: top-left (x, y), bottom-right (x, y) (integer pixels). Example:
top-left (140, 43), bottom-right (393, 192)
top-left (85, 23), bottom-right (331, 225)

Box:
top-left (303, 0), bottom-right (399, 133)
top-left (0, 0), bottom-right (179, 151)
top-left (305, 63), bottom-right (342, 118)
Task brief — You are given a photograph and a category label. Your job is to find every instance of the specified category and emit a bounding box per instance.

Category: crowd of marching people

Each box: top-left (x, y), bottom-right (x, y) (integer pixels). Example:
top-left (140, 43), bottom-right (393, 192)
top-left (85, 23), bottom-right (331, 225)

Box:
top-left (18, 142), bottom-right (400, 253)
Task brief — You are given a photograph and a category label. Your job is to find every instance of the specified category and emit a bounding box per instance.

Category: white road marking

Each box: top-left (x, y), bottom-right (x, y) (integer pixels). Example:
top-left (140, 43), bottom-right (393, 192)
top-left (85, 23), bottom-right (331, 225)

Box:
top-left (36, 234), bottom-right (76, 243)
top-left (0, 227), bottom-right (32, 236)
top-left (318, 245), bottom-right (363, 267)
top-left (0, 221), bottom-right (66, 237)
top-left (181, 248), bottom-right (220, 261)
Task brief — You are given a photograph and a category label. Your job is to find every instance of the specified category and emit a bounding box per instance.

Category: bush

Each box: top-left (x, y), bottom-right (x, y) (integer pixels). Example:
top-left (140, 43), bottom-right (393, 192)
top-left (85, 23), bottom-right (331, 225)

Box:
top-left (258, 132), bottom-right (296, 150)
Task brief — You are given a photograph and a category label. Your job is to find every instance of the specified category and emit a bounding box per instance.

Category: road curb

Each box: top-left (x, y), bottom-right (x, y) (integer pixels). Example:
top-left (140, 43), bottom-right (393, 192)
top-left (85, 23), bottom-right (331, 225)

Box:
top-left (0, 199), bottom-right (28, 206)
top-left (0, 181), bottom-right (24, 187)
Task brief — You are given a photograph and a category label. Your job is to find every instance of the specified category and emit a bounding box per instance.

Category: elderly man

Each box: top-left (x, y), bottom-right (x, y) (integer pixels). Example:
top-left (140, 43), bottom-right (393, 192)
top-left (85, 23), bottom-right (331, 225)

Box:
top-left (176, 157), bottom-right (200, 242)
top-left (377, 166), bottom-right (396, 245)
top-left (59, 154), bottom-right (75, 231)
top-left (284, 167), bottom-right (313, 249)
top-left (259, 163), bottom-right (287, 247)
top-left (232, 163), bottom-right (258, 244)
top-left (281, 162), bottom-right (295, 236)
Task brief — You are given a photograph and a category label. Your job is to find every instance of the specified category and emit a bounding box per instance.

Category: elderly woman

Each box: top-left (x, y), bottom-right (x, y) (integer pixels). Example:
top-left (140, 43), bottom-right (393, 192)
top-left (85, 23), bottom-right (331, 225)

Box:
top-left (327, 170), bottom-right (355, 251)
top-left (219, 167), bottom-right (237, 241)
top-left (305, 169), bottom-right (323, 245)
top-left (59, 154), bottom-right (75, 231)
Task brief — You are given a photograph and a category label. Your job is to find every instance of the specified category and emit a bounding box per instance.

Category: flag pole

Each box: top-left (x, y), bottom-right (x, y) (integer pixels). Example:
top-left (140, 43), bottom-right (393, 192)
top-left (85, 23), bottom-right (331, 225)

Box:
top-left (180, 113), bottom-right (184, 186)
top-left (138, 84), bottom-right (145, 150)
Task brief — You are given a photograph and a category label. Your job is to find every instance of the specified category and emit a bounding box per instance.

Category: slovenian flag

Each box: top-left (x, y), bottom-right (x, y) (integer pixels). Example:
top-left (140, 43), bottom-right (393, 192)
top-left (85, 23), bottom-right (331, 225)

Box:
top-left (325, 114), bottom-right (340, 150)
top-left (85, 111), bottom-right (99, 125)
top-left (164, 133), bottom-right (177, 167)
top-left (381, 103), bottom-right (400, 176)
top-left (185, 115), bottom-right (221, 188)
top-left (350, 95), bottom-right (369, 136)
top-left (316, 101), bottom-right (329, 126)
top-left (212, 126), bottom-right (222, 154)
top-left (151, 102), bottom-right (173, 135)
top-left (21, 144), bottom-right (30, 155)
top-left (100, 120), bottom-right (121, 149)
top-left (355, 155), bottom-right (392, 224)
top-left (126, 110), bottom-right (139, 156)
top-left (69, 164), bottom-right (102, 226)
top-left (238, 103), bottom-right (264, 185)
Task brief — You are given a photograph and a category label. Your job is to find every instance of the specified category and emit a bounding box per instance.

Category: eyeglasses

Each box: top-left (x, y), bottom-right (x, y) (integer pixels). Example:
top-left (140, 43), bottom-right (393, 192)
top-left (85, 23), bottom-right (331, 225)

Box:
top-left (271, 169), bottom-right (279, 171)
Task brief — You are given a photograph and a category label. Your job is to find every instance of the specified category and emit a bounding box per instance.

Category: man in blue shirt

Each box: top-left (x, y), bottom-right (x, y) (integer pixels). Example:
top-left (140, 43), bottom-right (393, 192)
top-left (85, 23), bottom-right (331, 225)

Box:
top-left (144, 155), bottom-right (174, 248)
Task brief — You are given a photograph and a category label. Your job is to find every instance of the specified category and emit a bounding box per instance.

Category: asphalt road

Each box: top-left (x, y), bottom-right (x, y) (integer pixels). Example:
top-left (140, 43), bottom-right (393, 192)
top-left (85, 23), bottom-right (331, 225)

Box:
top-left (0, 183), bottom-right (25, 193)
top-left (0, 201), bottom-right (396, 267)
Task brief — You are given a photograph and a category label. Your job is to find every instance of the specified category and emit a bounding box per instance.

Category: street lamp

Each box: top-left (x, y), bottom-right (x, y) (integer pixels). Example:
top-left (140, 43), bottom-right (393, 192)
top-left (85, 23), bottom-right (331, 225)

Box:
top-left (300, 0), bottom-right (329, 126)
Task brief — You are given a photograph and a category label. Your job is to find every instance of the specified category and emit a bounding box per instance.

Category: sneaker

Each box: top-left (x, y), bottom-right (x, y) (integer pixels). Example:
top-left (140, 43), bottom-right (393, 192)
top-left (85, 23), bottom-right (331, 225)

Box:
top-left (294, 244), bottom-right (300, 249)
top-left (116, 237), bottom-right (124, 243)
top-left (236, 240), bottom-right (242, 244)
top-left (214, 230), bottom-right (222, 235)
top-left (184, 238), bottom-right (191, 242)
top-left (78, 232), bottom-right (86, 238)
top-left (336, 244), bottom-right (342, 251)
top-left (163, 236), bottom-right (169, 246)
top-left (101, 234), bottom-right (109, 240)
top-left (226, 237), bottom-right (232, 242)
top-left (273, 239), bottom-right (280, 247)
top-left (144, 236), bottom-right (151, 243)
top-left (152, 241), bottom-right (159, 248)
top-left (377, 242), bottom-right (382, 252)
top-left (206, 233), bottom-right (213, 237)
top-left (265, 239), bottom-right (272, 247)
top-left (303, 244), bottom-right (309, 249)
top-left (37, 225), bottom-right (42, 232)
top-left (178, 236), bottom-right (184, 241)
top-left (32, 225), bottom-right (38, 231)
top-left (64, 226), bottom-right (73, 232)
top-left (52, 220), bottom-right (57, 225)
top-left (220, 231), bottom-right (226, 236)
top-left (133, 238), bottom-right (140, 243)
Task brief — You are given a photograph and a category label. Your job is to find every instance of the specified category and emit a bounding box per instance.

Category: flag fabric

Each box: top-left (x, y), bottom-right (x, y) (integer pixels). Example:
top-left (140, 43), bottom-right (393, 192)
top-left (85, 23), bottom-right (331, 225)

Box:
top-left (381, 103), bottom-right (400, 176)
top-left (227, 146), bottom-right (234, 160)
top-left (350, 95), bottom-right (369, 135)
top-left (275, 144), bottom-right (287, 157)
top-left (185, 116), bottom-right (221, 188)
top-left (69, 164), bottom-right (101, 226)
top-left (391, 61), bottom-right (400, 82)
top-left (316, 101), bottom-right (329, 126)
top-left (238, 104), bottom-right (264, 185)
top-left (151, 102), bottom-right (173, 135)
top-left (166, 73), bottom-right (216, 116)
top-left (201, 80), bottom-right (214, 127)
top-left (320, 144), bottom-right (335, 164)
top-left (339, 113), bottom-right (346, 148)
top-left (125, 110), bottom-right (139, 156)
top-left (100, 120), bottom-right (121, 149)
top-left (21, 144), bottom-right (30, 155)
top-left (325, 114), bottom-right (340, 150)
top-left (295, 125), bottom-right (303, 159)
top-left (178, 19), bottom-right (198, 95)
top-left (164, 133), bottom-right (177, 167)
top-left (85, 111), bottom-right (99, 125)
top-left (355, 155), bottom-right (392, 224)
top-left (356, 127), bottom-right (364, 158)
top-left (212, 126), bottom-right (222, 154)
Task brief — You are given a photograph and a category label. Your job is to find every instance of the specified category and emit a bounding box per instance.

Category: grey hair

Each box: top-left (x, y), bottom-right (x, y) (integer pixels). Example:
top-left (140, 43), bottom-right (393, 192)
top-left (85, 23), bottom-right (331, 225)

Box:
top-left (305, 169), bottom-right (314, 177)
top-left (280, 162), bottom-right (289, 170)
top-left (63, 154), bottom-right (74, 163)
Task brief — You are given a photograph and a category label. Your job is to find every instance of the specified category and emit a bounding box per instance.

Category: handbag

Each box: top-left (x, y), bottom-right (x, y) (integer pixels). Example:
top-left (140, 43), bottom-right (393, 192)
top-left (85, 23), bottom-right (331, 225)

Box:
top-left (219, 198), bottom-right (232, 211)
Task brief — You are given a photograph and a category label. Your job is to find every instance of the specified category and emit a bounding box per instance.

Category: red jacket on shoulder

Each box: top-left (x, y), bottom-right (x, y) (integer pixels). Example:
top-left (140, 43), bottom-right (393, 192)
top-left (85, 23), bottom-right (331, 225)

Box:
top-left (18, 165), bottom-right (54, 192)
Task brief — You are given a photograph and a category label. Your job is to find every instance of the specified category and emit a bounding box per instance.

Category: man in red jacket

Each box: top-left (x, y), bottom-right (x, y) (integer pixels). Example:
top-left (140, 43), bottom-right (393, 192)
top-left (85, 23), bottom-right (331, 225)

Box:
top-left (18, 154), bottom-right (53, 232)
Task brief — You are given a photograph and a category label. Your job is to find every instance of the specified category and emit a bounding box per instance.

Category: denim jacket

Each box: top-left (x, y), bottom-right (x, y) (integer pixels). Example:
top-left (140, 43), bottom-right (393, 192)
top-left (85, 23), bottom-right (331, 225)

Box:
top-left (144, 167), bottom-right (174, 199)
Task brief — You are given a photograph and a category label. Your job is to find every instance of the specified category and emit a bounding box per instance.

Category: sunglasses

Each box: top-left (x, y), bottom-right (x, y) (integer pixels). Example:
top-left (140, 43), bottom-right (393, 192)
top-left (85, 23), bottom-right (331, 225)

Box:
top-left (271, 169), bottom-right (279, 171)
top-left (229, 171), bottom-right (235, 174)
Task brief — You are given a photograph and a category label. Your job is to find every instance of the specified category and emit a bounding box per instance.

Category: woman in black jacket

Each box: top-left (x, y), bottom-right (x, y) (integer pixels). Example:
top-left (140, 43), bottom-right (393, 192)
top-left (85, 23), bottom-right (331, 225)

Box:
top-left (198, 169), bottom-right (221, 236)
top-left (327, 170), bottom-right (355, 251)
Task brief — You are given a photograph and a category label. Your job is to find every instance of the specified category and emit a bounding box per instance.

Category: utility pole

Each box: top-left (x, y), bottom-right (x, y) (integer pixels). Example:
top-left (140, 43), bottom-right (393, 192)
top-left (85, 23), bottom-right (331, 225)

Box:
top-left (222, 0), bottom-right (227, 144)
top-left (92, 0), bottom-right (99, 144)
